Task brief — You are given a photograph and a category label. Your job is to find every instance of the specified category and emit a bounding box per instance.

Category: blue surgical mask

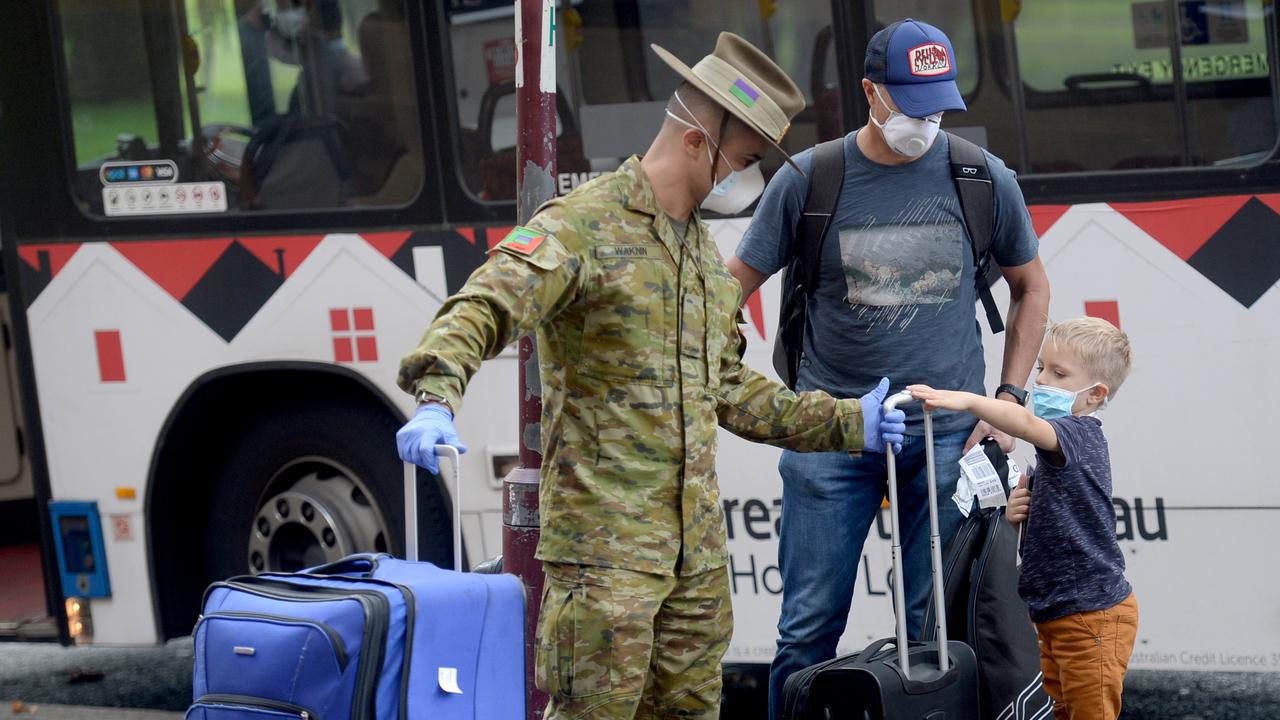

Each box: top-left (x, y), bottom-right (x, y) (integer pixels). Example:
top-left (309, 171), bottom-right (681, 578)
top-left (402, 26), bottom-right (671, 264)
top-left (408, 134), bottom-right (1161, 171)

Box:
top-left (1031, 382), bottom-right (1100, 420)
top-left (665, 92), bottom-right (764, 214)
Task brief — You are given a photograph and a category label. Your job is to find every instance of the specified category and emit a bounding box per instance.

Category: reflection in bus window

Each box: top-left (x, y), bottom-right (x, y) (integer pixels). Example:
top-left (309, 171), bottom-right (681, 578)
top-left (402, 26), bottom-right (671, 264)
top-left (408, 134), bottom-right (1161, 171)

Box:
top-left (56, 0), bottom-right (423, 216)
top-left (447, 0), bottom-right (841, 206)
top-left (1013, 0), bottom-right (1277, 172)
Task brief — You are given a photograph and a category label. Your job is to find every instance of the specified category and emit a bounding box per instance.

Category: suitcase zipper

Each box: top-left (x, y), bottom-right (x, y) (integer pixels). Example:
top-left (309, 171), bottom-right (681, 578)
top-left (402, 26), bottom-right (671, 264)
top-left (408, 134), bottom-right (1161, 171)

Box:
top-left (195, 692), bottom-right (317, 718)
top-left (781, 654), bottom-right (846, 719)
top-left (198, 611), bottom-right (349, 671)
top-left (219, 579), bottom-right (389, 720)
top-left (277, 573), bottom-right (418, 720)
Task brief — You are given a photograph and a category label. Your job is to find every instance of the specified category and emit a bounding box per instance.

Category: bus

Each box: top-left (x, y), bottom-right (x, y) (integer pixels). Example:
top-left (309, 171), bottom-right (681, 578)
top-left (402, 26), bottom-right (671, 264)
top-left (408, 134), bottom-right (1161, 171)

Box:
top-left (0, 0), bottom-right (1276, 702)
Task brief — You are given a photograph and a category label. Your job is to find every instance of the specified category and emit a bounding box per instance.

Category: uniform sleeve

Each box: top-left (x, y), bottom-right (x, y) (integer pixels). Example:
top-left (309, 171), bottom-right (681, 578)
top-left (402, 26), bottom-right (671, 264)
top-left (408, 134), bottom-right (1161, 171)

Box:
top-left (987, 152), bottom-right (1040, 268)
top-left (396, 227), bottom-right (582, 412)
top-left (733, 149), bottom-right (812, 276)
top-left (712, 311), bottom-right (864, 452)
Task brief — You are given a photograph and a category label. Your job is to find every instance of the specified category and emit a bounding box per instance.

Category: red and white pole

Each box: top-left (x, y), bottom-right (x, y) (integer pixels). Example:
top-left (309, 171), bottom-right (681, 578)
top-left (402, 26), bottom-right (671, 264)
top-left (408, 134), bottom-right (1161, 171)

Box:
top-left (507, 0), bottom-right (556, 717)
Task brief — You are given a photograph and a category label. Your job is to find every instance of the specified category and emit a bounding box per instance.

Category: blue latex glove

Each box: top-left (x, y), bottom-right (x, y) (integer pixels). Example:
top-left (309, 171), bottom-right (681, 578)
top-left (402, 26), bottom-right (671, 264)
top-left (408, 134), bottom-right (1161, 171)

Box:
top-left (396, 404), bottom-right (468, 474)
top-left (860, 377), bottom-right (906, 455)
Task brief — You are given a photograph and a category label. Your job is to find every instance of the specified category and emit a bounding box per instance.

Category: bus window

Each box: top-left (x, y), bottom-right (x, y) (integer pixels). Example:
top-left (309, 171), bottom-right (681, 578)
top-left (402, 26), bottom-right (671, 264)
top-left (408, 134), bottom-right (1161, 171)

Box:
top-left (55, 0), bottom-right (424, 216)
top-left (1012, 0), bottom-right (1277, 173)
top-left (446, 0), bottom-right (843, 204)
top-left (870, 0), bottom-right (980, 99)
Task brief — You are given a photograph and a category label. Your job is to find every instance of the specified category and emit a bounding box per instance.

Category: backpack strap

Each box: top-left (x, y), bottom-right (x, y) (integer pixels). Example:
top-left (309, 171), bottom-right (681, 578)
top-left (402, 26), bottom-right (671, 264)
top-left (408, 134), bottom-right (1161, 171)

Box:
top-left (947, 132), bottom-right (1004, 334)
top-left (771, 137), bottom-right (846, 388)
top-left (796, 137), bottom-right (847, 293)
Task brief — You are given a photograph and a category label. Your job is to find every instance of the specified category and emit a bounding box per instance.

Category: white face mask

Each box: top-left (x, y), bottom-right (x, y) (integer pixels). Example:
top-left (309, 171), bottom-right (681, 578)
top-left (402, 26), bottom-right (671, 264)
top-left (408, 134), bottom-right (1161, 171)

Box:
top-left (869, 85), bottom-right (941, 158)
top-left (701, 162), bottom-right (764, 215)
top-left (666, 92), bottom-right (765, 215)
top-left (274, 6), bottom-right (309, 38)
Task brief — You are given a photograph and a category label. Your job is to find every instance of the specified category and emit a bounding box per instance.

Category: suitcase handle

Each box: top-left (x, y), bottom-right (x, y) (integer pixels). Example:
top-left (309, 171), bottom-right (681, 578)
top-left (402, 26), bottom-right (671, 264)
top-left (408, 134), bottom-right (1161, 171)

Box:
top-left (305, 553), bottom-right (384, 578)
top-left (883, 390), bottom-right (949, 679)
top-left (855, 637), bottom-right (900, 664)
top-left (404, 445), bottom-right (463, 571)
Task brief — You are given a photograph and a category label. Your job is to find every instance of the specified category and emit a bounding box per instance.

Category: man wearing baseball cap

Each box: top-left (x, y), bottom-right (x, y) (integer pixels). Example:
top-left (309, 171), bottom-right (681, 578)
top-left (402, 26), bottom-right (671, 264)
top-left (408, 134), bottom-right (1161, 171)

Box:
top-left (727, 19), bottom-right (1051, 717)
top-left (396, 32), bottom-right (906, 719)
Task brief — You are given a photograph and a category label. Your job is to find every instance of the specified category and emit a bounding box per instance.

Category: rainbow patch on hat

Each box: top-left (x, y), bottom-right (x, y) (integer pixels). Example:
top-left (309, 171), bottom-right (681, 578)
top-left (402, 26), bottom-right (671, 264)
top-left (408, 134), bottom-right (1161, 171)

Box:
top-left (728, 78), bottom-right (759, 108)
top-left (499, 226), bottom-right (545, 255)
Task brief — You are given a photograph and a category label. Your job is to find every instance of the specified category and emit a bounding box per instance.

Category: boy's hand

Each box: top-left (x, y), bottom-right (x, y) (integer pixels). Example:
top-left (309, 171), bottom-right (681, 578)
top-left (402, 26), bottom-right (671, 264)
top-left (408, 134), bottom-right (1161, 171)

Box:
top-left (1006, 473), bottom-right (1031, 526)
top-left (907, 384), bottom-right (973, 413)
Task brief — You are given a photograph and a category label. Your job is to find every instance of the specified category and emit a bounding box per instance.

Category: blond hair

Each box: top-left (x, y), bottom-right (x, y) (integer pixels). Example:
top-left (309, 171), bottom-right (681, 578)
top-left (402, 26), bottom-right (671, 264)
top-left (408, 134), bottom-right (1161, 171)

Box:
top-left (1044, 317), bottom-right (1133, 398)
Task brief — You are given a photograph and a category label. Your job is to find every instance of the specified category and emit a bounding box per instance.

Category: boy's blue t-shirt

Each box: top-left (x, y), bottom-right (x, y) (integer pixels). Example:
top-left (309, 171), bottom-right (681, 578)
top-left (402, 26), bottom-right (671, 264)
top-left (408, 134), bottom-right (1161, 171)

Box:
top-left (1020, 415), bottom-right (1132, 623)
top-left (735, 131), bottom-right (1039, 435)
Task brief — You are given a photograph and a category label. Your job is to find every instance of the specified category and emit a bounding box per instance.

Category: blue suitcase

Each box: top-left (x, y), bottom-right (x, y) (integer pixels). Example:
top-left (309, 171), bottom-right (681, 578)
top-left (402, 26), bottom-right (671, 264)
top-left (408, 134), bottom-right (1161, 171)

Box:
top-left (189, 446), bottom-right (526, 720)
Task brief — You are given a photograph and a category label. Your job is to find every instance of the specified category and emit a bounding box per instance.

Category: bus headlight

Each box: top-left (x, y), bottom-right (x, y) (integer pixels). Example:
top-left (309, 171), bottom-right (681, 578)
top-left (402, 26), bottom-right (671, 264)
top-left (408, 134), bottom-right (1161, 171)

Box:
top-left (65, 597), bottom-right (92, 642)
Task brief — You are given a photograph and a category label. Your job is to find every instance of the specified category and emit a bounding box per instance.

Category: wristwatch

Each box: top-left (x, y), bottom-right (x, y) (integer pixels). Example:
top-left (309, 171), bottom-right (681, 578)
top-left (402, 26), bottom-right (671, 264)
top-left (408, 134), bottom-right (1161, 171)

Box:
top-left (995, 383), bottom-right (1028, 406)
top-left (417, 390), bottom-right (449, 409)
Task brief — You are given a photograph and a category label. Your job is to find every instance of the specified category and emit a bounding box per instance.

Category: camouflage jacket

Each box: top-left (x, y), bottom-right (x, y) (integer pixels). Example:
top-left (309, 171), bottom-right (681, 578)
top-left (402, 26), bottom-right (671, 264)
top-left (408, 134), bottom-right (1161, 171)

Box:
top-left (398, 156), bottom-right (865, 577)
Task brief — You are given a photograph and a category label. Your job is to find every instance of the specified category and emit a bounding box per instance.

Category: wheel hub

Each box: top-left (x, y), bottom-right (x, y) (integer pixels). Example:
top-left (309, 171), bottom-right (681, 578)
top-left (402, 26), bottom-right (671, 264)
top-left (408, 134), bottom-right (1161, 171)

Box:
top-left (248, 460), bottom-right (389, 574)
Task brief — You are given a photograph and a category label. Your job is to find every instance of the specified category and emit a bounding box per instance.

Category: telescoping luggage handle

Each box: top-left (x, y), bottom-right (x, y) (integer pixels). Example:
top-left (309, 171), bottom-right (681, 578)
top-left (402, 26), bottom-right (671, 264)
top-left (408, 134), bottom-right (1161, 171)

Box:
top-left (403, 445), bottom-right (462, 571)
top-left (883, 391), bottom-right (949, 680)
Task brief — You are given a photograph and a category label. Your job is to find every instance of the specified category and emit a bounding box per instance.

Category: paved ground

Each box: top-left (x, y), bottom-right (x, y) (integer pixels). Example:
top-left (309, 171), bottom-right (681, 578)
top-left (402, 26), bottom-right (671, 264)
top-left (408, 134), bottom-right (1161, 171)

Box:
top-left (1, 639), bottom-right (1278, 718)
top-left (4, 704), bottom-right (180, 719)
top-left (0, 640), bottom-right (192, 712)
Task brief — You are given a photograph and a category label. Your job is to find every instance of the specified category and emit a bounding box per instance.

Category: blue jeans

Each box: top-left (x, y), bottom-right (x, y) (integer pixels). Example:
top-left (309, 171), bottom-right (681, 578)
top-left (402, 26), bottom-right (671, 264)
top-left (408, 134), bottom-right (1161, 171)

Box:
top-left (767, 429), bottom-right (970, 720)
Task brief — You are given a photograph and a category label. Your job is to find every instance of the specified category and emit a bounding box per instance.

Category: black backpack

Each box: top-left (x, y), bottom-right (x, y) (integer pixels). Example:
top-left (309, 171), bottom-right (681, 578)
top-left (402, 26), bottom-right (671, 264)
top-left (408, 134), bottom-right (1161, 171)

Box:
top-left (921, 440), bottom-right (1052, 720)
top-left (771, 132), bottom-right (1005, 389)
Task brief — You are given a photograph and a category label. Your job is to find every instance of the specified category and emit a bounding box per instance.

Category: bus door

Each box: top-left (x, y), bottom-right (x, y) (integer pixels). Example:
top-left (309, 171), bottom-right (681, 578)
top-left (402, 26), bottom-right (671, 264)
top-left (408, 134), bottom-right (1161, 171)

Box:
top-left (0, 233), bottom-right (42, 639)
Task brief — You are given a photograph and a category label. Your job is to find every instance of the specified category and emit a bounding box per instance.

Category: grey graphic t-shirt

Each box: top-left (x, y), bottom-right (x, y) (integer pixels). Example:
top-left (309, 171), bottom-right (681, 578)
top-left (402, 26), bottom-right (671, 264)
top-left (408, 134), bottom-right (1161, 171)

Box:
top-left (737, 132), bottom-right (1038, 434)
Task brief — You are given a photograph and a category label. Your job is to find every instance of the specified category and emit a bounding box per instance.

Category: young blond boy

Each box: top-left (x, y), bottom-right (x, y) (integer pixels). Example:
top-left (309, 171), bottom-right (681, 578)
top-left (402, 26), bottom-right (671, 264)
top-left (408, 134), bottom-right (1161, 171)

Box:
top-left (909, 317), bottom-right (1137, 720)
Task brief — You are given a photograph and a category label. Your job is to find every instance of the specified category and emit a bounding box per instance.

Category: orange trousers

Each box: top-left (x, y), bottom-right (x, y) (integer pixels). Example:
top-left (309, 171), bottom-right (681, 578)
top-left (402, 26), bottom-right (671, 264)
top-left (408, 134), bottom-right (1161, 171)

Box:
top-left (1033, 593), bottom-right (1139, 720)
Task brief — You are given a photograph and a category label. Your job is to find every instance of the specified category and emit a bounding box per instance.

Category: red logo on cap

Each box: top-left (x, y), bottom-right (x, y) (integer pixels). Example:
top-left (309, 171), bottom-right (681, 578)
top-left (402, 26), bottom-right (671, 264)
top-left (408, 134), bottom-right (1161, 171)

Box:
top-left (908, 43), bottom-right (950, 77)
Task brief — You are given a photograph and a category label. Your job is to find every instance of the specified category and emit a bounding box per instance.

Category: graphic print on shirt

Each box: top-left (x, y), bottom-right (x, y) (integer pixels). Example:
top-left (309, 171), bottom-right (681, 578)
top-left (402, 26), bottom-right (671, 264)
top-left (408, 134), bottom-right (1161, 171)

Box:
top-left (836, 194), bottom-right (966, 331)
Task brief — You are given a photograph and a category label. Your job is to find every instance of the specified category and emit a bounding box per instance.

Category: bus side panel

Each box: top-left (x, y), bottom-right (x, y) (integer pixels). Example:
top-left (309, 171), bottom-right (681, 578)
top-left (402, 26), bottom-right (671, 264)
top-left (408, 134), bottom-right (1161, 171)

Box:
top-left (22, 232), bottom-right (516, 644)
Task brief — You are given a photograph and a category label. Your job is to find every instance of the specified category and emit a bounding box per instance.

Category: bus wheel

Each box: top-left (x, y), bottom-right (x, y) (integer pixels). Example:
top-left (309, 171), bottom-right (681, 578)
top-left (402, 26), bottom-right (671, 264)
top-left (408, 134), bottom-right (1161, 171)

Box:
top-left (203, 401), bottom-right (445, 581)
top-left (246, 457), bottom-right (390, 573)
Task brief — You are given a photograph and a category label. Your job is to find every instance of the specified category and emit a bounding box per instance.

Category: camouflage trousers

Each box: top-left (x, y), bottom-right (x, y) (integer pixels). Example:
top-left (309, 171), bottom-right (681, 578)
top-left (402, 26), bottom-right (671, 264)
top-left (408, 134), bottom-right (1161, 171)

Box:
top-left (535, 562), bottom-right (733, 719)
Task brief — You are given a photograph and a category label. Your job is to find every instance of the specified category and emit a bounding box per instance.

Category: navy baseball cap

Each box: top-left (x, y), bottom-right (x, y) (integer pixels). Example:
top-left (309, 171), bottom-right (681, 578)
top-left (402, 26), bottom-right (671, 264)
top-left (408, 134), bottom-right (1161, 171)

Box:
top-left (864, 19), bottom-right (966, 117)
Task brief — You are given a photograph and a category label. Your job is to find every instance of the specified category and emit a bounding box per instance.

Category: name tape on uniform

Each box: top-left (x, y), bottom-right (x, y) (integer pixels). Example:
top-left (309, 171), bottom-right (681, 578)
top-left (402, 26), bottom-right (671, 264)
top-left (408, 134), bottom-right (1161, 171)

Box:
top-left (594, 244), bottom-right (658, 259)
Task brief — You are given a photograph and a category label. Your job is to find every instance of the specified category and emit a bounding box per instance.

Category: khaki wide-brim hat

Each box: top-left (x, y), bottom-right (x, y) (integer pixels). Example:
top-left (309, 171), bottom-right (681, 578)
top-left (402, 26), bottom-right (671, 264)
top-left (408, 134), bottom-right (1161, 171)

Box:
top-left (651, 32), bottom-right (806, 173)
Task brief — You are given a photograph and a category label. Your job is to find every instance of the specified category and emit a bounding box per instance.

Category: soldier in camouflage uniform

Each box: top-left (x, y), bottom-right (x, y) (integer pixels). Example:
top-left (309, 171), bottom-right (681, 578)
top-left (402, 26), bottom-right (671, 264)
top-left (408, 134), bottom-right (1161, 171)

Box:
top-left (396, 33), bottom-right (906, 719)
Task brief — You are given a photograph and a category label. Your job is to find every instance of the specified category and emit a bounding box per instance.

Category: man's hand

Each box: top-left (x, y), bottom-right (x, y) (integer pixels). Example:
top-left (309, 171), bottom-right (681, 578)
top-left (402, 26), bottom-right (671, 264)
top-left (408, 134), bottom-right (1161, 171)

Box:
top-left (860, 377), bottom-right (906, 454)
top-left (965, 421), bottom-right (1016, 454)
top-left (1005, 473), bottom-right (1031, 526)
top-left (396, 404), bottom-right (468, 474)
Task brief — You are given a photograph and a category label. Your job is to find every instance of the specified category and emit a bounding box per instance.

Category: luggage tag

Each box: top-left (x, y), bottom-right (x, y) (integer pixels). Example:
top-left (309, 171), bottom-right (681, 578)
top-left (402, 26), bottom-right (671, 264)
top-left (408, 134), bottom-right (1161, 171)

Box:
top-left (959, 444), bottom-right (1006, 510)
top-left (438, 667), bottom-right (463, 695)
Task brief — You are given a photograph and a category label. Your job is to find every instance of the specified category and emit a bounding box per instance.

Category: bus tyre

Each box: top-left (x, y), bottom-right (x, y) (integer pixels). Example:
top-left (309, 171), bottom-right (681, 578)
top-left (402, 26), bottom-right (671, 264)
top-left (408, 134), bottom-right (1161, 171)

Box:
top-left (203, 401), bottom-right (450, 581)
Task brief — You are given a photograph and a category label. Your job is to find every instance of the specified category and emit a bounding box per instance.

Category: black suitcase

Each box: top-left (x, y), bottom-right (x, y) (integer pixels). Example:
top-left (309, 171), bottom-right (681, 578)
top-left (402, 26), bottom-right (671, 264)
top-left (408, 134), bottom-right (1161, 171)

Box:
top-left (780, 393), bottom-right (980, 720)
